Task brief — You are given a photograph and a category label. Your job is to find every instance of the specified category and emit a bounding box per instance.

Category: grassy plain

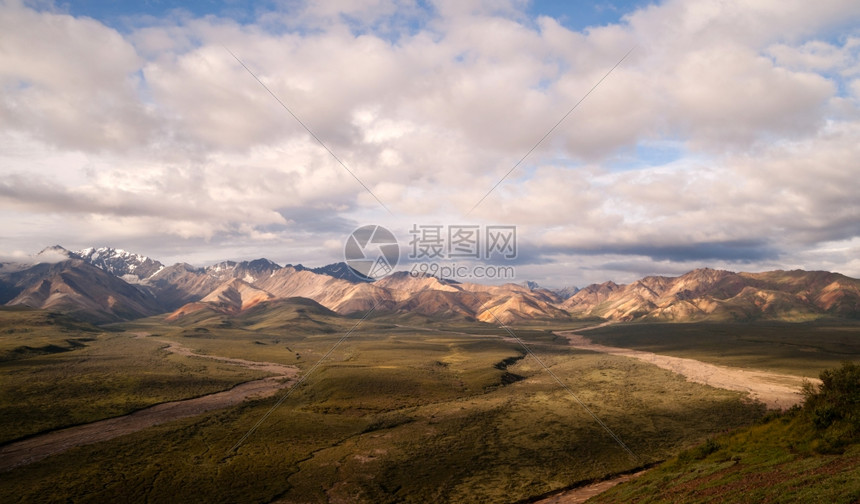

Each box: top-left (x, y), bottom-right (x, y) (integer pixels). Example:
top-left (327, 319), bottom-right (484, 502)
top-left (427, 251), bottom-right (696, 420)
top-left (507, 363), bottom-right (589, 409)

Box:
top-left (0, 306), bottom-right (100, 360)
top-left (0, 304), bottom-right (776, 503)
top-left (0, 308), bottom-right (267, 444)
top-left (583, 320), bottom-right (860, 377)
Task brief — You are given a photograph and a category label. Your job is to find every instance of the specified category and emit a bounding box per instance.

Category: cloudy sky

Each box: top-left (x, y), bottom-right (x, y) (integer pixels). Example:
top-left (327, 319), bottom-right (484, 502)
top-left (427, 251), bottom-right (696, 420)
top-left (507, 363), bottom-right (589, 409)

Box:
top-left (1, 0), bottom-right (859, 287)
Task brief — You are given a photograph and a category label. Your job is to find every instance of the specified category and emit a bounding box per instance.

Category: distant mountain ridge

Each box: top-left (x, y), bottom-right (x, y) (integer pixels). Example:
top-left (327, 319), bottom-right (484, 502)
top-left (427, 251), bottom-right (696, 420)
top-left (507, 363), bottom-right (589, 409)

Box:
top-left (1, 246), bottom-right (859, 324)
top-left (561, 268), bottom-right (860, 321)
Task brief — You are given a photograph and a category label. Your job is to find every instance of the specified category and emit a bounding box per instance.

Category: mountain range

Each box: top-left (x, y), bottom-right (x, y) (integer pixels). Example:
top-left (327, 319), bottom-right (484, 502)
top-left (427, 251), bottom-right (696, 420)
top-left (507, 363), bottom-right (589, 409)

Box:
top-left (1, 246), bottom-right (858, 324)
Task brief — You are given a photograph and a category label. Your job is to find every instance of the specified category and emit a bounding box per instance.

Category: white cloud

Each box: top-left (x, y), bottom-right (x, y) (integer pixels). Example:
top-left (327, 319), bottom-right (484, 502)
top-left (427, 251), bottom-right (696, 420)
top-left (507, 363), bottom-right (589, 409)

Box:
top-left (0, 1), bottom-right (154, 150)
top-left (667, 44), bottom-right (834, 148)
top-left (768, 40), bottom-right (849, 72)
top-left (0, 0), bottom-right (859, 285)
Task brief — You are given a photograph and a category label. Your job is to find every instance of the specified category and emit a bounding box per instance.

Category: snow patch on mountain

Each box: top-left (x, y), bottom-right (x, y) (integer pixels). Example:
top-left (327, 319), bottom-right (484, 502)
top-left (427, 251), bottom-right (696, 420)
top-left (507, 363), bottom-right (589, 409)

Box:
top-left (76, 247), bottom-right (164, 281)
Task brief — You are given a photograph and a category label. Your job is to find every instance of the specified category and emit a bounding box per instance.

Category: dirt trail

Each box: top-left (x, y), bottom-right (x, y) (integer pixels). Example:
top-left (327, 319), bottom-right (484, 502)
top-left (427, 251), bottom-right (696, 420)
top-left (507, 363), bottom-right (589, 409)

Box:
top-left (0, 334), bottom-right (298, 472)
top-left (555, 329), bottom-right (815, 409)
top-left (532, 469), bottom-right (649, 504)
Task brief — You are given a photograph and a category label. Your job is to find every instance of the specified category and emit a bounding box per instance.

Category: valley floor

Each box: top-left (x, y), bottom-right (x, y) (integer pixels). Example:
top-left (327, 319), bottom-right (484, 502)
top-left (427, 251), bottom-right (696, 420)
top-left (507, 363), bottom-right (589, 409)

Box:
top-left (5, 311), bottom-right (854, 503)
top-left (0, 333), bottom-right (298, 472)
top-left (1, 325), bottom-right (813, 477)
top-left (556, 329), bottom-right (814, 409)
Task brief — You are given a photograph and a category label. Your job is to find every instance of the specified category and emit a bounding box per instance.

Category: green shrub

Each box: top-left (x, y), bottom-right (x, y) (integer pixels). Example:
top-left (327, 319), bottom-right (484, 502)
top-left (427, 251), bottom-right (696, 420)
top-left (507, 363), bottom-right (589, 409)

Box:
top-left (801, 361), bottom-right (860, 451)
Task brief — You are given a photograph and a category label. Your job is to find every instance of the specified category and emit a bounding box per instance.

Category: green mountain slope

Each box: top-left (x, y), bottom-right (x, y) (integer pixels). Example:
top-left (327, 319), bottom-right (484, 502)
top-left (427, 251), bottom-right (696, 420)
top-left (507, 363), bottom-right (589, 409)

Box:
top-left (592, 362), bottom-right (860, 503)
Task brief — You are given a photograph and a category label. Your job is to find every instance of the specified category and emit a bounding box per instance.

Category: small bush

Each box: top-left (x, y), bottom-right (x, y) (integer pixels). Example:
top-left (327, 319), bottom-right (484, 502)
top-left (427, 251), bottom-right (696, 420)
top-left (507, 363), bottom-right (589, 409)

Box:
top-left (693, 438), bottom-right (721, 459)
top-left (801, 361), bottom-right (860, 452)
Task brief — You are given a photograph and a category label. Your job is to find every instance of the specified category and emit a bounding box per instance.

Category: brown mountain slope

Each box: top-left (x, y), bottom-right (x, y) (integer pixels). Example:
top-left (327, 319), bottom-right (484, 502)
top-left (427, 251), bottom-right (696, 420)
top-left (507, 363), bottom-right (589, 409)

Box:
top-left (563, 268), bottom-right (860, 322)
top-left (166, 279), bottom-right (276, 320)
top-left (395, 289), bottom-right (480, 320)
top-left (225, 269), bottom-right (567, 323)
top-left (254, 267), bottom-right (397, 313)
top-left (143, 263), bottom-right (222, 310)
top-left (741, 270), bottom-right (860, 317)
top-left (201, 279), bottom-right (275, 311)
top-left (474, 292), bottom-right (573, 324)
top-left (373, 272), bottom-right (461, 301)
top-left (561, 281), bottom-right (621, 313)
top-left (143, 259), bottom-right (283, 310)
top-left (150, 266), bottom-right (860, 325)
top-left (6, 245), bottom-right (860, 325)
top-left (2, 259), bottom-right (161, 323)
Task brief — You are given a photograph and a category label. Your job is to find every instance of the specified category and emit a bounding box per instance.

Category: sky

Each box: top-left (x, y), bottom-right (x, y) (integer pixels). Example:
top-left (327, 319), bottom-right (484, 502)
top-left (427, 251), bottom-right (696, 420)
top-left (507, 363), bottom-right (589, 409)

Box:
top-left (1, 0), bottom-right (860, 288)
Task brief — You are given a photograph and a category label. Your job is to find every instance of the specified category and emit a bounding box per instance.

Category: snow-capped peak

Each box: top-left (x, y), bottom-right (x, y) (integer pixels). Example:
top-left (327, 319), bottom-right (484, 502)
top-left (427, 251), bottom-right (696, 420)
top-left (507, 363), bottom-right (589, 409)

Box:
top-left (75, 246), bottom-right (165, 281)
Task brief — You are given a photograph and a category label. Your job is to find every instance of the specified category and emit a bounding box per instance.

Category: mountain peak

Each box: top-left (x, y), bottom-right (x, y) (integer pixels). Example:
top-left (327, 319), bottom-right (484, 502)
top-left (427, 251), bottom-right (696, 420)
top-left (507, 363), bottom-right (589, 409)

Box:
top-left (244, 258), bottom-right (282, 273)
top-left (310, 262), bottom-right (372, 283)
top-left (521, 280), bottom-right (541, 291)
top-left (203, 258), bottom-right (282, 285)
top-left (37, 244), bottom-right (72, 255)
top-left (552, 286), bottom-right (580, 300)
top-left (35, 245), bottom-right (75, 263)
top-left (76, 246), bottom-right (164, 281)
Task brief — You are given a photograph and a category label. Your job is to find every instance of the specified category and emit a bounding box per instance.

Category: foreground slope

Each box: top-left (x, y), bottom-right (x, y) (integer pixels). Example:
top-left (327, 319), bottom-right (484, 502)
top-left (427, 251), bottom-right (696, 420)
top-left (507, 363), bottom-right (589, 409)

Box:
top-left (592, 362), bottom-right (860, 504)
